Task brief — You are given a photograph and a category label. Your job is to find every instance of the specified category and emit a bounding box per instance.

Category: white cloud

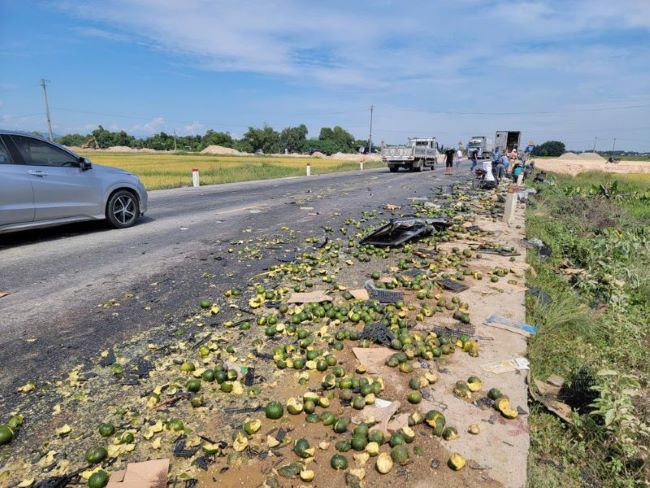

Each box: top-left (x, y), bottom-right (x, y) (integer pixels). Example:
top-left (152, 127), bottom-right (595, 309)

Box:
top-left (131, 116), bottom-right (165, 134)
top-left (55, 0), bottom-right (649, 90)
top-left (74, 26), bottom-right (131, 42)
top-left (42, 0), bottom-right (650, 149)
top-left (183, 121), bottom-right (203, 135)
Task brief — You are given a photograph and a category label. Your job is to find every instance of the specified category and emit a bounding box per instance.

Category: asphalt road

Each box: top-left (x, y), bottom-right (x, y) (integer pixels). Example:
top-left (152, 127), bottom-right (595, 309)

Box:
top-left (0, 165), bottom-right (469, 398)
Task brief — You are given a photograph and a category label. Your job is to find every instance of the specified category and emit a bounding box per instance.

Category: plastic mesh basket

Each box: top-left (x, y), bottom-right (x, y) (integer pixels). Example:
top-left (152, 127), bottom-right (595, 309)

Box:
top-left (364, 280), bottom-right (404, 303)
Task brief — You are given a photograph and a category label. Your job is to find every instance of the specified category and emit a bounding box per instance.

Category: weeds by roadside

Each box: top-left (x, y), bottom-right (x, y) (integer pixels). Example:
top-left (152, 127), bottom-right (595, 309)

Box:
top-left (526, 172), bottom-right (650, 487)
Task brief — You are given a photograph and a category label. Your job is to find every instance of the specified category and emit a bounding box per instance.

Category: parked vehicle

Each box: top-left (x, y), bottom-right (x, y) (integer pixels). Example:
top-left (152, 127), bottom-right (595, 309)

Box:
top-left (495, 131), bottom-right (521, 154)
top-left (381, 137), bottom-right (439, 172)
top-left (0, 130), bottom-right (148, 234)
top-left (466, 136), bottom-right (494, 158)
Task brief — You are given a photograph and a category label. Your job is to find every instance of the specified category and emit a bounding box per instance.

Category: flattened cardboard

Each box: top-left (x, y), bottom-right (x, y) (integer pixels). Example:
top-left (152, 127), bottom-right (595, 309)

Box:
top-left (349, 289), bottom-right (370, 300)
top-left (107, 458), bottom-right (169, 488)
top-left (286, 290), bottom-right (332, 303)
top-left (353, 400), bottom-right (401, 434)
top-left (351, 347), bottom-right (394, 374)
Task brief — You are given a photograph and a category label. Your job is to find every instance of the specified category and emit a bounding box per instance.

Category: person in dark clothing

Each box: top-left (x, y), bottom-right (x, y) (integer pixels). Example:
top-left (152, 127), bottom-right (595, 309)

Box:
top-left (444, 148), bottom-right (455, 175)
top-left (470, 150), bottom-right (479, 171)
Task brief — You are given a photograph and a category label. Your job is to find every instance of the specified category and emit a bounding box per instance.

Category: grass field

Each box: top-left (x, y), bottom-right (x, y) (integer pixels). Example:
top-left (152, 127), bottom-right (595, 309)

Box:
top-left (79, 151), bottom-right (384, 190)
top-left (526, 172), bottom-right (650, 487)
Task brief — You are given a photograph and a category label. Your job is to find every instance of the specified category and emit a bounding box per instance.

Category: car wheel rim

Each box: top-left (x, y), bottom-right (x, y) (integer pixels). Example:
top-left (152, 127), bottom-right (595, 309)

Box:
top-left (113, 195), bottom-right (136, 225)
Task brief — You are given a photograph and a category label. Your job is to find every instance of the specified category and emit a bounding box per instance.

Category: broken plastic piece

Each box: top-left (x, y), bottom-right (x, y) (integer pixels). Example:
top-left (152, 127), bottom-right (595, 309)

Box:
top-left (360, 218), bottom-right (449, 247)
top-left (173, 436), bottom-right (198, 458)
top-left (437, 278), bottom-right (469, 293)
top-left (359, 322), bottom-right (394, 346)
top-left (477, 245), bottom-right (521, 257)
top-left (364, 280), bottom-right (403, 303)
top-left (484, 315), bottom-right (538, 336)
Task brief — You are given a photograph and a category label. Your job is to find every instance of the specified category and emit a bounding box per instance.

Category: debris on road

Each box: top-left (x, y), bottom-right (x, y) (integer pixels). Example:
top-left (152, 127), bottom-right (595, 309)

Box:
top-left (0, 178), bottom-right (531, 488)
top-left (483, 314), bottom-right (538, 336)
top-left (360, 218), bottom-right (449, 247)
top-left (481, 357), bottom-right (530, 374)
top-left (107, 458), bottom-right (169, 487)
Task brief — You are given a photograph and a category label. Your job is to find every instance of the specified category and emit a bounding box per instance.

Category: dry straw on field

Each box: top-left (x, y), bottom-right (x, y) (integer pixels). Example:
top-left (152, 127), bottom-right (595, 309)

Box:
top-left (79, 152), bottom-right (384, 190)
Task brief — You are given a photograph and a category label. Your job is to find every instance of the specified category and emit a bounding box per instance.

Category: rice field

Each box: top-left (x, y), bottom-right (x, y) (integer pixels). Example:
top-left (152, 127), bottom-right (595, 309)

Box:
top-left (79, 152), bottom-right (384, 190)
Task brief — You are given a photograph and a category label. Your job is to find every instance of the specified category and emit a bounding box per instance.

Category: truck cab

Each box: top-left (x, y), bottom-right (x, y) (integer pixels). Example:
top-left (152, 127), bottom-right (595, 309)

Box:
top-left (466, 136), bottom-right (494, 159)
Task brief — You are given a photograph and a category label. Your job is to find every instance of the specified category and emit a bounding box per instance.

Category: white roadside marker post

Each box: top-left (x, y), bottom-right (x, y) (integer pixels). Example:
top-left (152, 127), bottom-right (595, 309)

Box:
top-left (192, 168), bottom-right (200, 187)
top-left (306, 163), bottom-right (311, 176)
top-left (360, 161), bottom-right (364, 171)
top-left (503, 189), bottom-right (517, 224)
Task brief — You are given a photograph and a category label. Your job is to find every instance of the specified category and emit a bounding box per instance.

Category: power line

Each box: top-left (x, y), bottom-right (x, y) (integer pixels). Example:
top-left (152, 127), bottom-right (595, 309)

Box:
top-left (388, 103), bottom-right (650, 117)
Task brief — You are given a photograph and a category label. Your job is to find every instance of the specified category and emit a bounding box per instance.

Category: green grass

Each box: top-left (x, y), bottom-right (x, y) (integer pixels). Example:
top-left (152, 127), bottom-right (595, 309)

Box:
top-left (79, 151), bottom-right (384, 190)
top-left (526, 172), bottom-right (650, 487)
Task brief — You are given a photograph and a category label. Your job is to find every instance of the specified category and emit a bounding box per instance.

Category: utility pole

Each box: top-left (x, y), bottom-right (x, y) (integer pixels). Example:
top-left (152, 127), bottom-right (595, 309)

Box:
top-left (612, 137), bottom-right (616, 152)
top-left (40, 79), bottom-right (53, 141)
top-left (368, 105), bottom-right (374, 154)
top-left (173, 130), bottom-right (178, 152)
top-left (593, 136), bottom-right (598, 152)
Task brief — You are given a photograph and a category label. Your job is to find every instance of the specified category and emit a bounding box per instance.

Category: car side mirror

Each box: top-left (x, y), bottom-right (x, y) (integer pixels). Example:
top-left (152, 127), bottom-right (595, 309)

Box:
top-left (78, 156), bottom-right (92, 171)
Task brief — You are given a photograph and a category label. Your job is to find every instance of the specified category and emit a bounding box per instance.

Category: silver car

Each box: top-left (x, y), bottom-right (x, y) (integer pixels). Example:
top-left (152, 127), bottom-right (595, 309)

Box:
top-left (0, 130), bottom-right (148, 234)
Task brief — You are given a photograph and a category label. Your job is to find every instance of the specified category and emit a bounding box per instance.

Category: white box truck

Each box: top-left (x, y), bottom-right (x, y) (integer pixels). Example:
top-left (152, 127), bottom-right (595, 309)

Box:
top-left (495, 131), bottom-right (521, 153)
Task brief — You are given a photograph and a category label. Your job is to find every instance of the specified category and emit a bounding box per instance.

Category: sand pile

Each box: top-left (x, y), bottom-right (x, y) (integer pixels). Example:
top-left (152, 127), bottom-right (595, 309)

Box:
top-left (558, 152), bottom-right (580, 160)
top-left (558, 152), bottom-right (606, 162)
top-left (105, 146), bottom-right (136, 152)
top-left (102, 146), bottom-right (159, 153)
top-left (577, 152), bottom-right (605, 161)
top-left (200, 145), bottom-right (243, 155)
top-left (310, 151), bottom-right (325, 158)
top-left (534, 157), bottom-right (649, 176)
top-left (330, 152), bottom-right (382, 162)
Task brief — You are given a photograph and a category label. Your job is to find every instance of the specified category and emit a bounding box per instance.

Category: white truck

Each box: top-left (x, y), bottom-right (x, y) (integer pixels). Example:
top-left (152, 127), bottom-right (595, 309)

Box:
top-left (466, 136), bottom-right (494, 158)
top-left (381, 137), bottom-right (439, 172)
top-left (495, 131), bottom-right (521, 154)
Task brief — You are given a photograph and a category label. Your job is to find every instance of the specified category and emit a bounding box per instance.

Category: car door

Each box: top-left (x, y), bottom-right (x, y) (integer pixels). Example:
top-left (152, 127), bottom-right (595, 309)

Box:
top-left (0, 136), bottom-right (35, 226)
top-left (6, 135), bottom-right (103, 222)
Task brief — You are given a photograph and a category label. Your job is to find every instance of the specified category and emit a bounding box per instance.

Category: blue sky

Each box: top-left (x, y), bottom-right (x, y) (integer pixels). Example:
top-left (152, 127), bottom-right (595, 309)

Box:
top-left (1, 0), bottom-right (649, 150)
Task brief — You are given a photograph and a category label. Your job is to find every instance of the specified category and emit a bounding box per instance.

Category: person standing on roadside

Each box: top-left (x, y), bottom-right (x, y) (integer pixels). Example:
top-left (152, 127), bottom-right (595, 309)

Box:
top-left (495, 151), bottom-right (507, 182)
top-left (444, 147), bottom-right (455, 175)
top-left (470, 150), bottom-right (479, 172)
top-left (492, 146), bottom-right (500, 163)
top-left (508, 146), bottom-right (519, 171)
top-left (455, 147), bottom-right (463, 168)
top-left (497, 149), bottom-right (510, 174)
top-left (492, 147), bottom-right (501, 177)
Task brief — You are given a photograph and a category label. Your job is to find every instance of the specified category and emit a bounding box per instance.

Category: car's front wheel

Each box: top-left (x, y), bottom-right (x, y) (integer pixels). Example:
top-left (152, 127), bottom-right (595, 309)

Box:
top-left (106, 190), bottom-right (139, 229)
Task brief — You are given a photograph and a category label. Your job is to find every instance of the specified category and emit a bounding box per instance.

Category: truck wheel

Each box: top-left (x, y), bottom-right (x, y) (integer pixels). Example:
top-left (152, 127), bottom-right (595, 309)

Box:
top-left (415, 161), bottom-right (423, 172)
top-left (389, 166), bottom-right (398, 173)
